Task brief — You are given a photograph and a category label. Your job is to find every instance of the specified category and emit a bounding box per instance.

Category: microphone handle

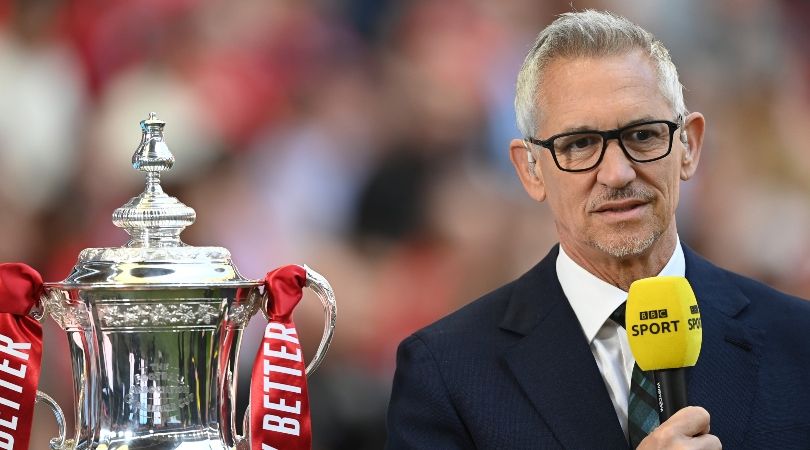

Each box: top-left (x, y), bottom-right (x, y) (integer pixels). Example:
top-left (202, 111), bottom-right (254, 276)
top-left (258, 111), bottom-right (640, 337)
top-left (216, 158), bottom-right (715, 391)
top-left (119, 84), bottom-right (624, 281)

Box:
top-left (653, 368), bottom-right (688, 422)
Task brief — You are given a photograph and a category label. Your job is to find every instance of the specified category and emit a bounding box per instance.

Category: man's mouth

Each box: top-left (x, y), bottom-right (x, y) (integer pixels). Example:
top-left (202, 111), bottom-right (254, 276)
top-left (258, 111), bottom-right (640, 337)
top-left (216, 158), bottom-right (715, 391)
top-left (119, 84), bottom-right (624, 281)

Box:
top-left (592, 199), bottom-right (648, 214)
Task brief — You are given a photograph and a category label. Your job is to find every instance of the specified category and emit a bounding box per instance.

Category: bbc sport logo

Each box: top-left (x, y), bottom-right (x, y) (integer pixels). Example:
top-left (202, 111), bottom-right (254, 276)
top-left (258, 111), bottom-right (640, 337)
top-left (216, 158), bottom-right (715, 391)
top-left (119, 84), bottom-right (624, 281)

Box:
top-left (639, 309), bottom-right (668, 320)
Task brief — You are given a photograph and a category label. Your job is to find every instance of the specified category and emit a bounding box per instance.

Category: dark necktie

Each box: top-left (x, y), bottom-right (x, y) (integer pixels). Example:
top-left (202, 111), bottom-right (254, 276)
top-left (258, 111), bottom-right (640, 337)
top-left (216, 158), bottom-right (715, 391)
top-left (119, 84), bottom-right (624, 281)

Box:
top-left (610, 303), bottom-right (660, 449)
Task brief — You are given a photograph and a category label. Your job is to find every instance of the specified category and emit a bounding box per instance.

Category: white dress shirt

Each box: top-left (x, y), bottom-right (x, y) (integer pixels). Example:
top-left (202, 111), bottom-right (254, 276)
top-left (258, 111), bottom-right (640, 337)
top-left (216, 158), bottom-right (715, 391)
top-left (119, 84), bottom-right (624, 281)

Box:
top-left (555, 241), bottom-right (685, 439)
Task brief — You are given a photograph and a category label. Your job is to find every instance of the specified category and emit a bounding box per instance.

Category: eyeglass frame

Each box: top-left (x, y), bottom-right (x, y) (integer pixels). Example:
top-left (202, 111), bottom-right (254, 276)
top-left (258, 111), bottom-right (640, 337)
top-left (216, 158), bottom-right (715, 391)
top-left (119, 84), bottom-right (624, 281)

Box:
top-left (524, 116), bottom-right (683, 173)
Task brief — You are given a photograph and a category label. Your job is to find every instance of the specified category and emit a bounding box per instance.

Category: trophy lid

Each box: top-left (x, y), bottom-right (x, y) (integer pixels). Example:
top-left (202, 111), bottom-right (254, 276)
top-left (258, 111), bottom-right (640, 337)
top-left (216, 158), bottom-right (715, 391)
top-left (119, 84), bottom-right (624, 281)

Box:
top-left (51, 113), bottom-right (259, 289)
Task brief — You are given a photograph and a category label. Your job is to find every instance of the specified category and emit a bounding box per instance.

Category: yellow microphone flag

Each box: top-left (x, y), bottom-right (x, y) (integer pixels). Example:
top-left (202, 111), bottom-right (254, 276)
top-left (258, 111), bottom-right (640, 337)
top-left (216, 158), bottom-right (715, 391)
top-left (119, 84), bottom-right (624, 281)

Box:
top-left (626, 276), bottom-right (702, 371)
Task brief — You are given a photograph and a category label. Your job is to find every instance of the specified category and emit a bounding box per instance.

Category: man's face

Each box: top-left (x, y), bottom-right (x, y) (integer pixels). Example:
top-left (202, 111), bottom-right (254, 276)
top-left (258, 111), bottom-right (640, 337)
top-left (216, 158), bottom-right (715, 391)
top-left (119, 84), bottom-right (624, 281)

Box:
top-left (510, 50), bottom-right (703, 262)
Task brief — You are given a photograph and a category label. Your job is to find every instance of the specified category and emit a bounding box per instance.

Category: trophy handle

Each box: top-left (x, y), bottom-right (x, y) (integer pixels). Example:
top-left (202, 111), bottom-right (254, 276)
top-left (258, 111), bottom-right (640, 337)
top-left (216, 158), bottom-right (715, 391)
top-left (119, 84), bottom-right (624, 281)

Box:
top-left (33, 293), bottom-right (75, 450)
top-left (299, 264), bottom-right (337, 375)
top-left (229, 265), bottom-right (337, 448)
top-left (35, 390), bottom-right (74, 450)
top-left (257, 264), bottom-right (337, 375)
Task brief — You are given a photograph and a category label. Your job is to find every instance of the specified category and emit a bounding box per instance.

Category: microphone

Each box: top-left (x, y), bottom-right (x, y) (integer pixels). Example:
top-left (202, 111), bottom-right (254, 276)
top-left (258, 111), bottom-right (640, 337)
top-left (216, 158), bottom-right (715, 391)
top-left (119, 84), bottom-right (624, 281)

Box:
top-left (626, 276), bottom-right (702, 421)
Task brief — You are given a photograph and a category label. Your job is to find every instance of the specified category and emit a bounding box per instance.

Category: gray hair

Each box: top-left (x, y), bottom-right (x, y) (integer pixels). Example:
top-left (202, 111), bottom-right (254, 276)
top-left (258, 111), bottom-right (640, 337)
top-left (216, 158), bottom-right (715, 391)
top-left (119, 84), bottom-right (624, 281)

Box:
top-left (515, 10), bottom-right (687, 137)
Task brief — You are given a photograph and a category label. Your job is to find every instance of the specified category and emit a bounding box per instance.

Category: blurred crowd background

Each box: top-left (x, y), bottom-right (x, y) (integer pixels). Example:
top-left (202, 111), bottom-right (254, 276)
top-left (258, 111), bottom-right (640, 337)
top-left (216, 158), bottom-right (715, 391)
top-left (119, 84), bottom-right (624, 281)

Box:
top-left (0, 0), bottom-right (807, 447)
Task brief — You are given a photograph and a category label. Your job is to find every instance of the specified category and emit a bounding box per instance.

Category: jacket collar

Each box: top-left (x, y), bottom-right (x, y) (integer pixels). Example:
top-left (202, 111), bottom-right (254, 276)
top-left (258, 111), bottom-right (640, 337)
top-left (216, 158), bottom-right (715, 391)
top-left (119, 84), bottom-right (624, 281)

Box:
top-left (499, 244), bottom-right (752, 336)
top-left (499, 245), bottom-right (562, 336)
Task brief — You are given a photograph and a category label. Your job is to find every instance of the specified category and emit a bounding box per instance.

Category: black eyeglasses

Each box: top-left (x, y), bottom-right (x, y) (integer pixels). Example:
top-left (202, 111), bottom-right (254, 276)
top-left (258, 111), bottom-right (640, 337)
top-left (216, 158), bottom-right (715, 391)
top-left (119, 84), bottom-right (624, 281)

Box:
top-left (526, 117), bottom-right (682, 172)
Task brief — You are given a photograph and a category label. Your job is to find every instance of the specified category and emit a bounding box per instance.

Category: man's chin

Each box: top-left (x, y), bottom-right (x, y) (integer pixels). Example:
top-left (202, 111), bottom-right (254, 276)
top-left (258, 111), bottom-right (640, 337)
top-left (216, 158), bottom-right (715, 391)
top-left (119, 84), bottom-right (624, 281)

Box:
top-left (589, 232), bottom-right (658, 259)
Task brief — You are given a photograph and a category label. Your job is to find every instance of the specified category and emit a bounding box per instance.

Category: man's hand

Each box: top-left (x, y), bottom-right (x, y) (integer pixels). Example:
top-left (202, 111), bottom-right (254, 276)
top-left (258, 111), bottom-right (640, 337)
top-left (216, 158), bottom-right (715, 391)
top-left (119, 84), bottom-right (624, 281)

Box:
top-left (637, 407), bottom-right (722, 449)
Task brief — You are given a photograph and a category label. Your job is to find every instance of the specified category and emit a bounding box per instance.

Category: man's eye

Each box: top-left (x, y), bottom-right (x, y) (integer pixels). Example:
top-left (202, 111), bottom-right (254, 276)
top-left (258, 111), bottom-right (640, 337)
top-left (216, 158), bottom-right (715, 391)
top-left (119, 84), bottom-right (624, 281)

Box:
top-left (624, 126), bottom-right (666, 143)
top-left (632, 130), bottom-right (653, 141)
top-left (572, 137), bottom-right (597, 148)
top-left (559, 136), bottom-right (599, 153)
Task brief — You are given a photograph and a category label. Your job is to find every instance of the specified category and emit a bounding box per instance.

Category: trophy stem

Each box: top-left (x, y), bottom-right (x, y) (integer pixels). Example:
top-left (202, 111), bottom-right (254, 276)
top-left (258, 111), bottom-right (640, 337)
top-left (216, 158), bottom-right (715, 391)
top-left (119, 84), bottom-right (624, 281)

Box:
top-left (146, 171), bottom-right (162, 192)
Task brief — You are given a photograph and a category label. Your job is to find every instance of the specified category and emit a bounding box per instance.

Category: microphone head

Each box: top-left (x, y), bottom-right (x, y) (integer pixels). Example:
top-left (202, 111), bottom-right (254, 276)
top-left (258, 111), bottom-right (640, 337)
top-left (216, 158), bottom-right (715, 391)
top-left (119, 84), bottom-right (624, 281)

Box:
top-left (626, 276), bottom-right (702, 371)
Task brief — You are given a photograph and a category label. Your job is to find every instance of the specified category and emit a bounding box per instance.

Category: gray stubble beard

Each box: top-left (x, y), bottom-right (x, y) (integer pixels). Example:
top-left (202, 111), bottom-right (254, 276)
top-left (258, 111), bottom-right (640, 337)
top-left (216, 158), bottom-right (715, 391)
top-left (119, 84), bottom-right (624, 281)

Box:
top-left (588, 222), bottom-right (663, 259)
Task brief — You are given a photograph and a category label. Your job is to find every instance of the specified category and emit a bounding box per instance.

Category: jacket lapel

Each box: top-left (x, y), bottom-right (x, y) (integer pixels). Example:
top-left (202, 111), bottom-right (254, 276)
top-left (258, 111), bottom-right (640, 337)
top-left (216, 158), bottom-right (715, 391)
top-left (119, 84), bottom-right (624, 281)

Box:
top-left (500, 246), bottom-right (629, 450)
top-left (683, 246), bottom-right (761, 449)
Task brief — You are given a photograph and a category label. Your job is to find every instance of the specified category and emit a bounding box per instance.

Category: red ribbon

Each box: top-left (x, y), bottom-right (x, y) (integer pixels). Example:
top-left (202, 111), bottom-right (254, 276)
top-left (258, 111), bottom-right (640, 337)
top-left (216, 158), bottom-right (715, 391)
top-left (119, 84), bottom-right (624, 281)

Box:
top-left (250, 265), bottom-right (312, 450)
top-left (0, 263), bottom-right (44, 450)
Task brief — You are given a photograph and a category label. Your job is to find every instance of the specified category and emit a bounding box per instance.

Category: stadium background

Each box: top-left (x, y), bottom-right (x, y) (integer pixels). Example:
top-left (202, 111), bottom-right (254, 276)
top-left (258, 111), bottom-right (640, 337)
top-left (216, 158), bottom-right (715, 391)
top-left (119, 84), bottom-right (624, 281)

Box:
top-left (0, 0), bottom-right (807, 447)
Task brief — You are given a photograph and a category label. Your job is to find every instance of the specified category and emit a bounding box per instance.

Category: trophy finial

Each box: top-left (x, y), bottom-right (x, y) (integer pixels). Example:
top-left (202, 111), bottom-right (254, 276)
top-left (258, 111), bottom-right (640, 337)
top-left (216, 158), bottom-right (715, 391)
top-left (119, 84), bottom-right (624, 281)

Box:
top-left (112, 113), bottom-right (196, 248)
top-left (134, 112), bottom-right (173, 173)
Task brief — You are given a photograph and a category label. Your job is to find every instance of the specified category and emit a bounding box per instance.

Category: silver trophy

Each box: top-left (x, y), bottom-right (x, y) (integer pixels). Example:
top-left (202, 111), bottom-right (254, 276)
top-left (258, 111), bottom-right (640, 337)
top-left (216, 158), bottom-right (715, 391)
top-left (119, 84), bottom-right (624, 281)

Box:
top-left (35, 113), bottom-right (337, 449)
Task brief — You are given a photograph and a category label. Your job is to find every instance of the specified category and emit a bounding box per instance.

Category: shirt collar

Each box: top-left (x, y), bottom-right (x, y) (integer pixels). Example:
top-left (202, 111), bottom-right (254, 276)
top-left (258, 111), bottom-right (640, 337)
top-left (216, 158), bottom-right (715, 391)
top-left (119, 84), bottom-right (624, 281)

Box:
top-left (556, 239), bottom-right (685, 344)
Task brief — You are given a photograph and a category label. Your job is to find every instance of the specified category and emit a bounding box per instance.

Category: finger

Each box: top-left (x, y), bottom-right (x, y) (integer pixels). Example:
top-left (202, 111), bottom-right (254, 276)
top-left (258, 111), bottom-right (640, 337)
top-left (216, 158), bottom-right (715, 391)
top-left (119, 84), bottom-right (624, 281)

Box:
top-left (666, 406), bottom-right (711, 436)
top-left (691, 432), bottom-right (722, 450)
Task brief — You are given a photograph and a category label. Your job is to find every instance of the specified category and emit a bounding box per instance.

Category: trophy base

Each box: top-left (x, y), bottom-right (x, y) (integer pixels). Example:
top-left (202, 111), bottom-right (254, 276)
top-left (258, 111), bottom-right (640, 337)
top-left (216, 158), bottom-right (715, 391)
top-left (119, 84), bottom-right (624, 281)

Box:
top-left (74, 431), bottom-right (229, 450)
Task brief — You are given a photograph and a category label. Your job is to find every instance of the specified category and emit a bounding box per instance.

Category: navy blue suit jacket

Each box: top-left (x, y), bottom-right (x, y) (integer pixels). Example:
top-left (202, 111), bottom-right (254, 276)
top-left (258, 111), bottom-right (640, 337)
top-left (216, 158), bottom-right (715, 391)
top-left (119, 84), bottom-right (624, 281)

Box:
top-left (386, 245), bottom-right (810, 449)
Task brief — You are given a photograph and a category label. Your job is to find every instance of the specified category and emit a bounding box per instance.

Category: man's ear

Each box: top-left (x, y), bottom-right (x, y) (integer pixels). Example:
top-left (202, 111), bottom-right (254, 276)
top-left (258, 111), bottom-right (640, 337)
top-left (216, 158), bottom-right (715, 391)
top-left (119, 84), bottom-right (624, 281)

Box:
top-left (509, 139), bottom-right (546, 202)
top-left (679, 112), bottom-right (705, 181)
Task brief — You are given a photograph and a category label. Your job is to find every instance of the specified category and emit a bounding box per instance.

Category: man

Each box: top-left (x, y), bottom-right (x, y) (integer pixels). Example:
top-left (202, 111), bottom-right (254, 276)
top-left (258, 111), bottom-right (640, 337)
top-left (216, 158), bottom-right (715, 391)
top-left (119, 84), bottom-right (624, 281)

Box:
top-left (386, 10), bottom-right (810, 450)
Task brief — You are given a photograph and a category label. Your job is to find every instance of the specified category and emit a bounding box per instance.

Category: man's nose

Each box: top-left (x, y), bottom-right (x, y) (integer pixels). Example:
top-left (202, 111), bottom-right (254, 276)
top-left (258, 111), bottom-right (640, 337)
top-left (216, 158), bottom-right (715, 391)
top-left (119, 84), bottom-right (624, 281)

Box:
top-left (596, 139), bottom-right (636, 188)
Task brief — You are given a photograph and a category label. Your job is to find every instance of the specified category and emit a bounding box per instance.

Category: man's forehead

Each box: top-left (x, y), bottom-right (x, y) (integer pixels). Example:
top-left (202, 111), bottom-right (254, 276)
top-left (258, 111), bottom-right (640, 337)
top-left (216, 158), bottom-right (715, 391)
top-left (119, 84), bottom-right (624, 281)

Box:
top-left (534, 52), bottom-right (671, 134)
